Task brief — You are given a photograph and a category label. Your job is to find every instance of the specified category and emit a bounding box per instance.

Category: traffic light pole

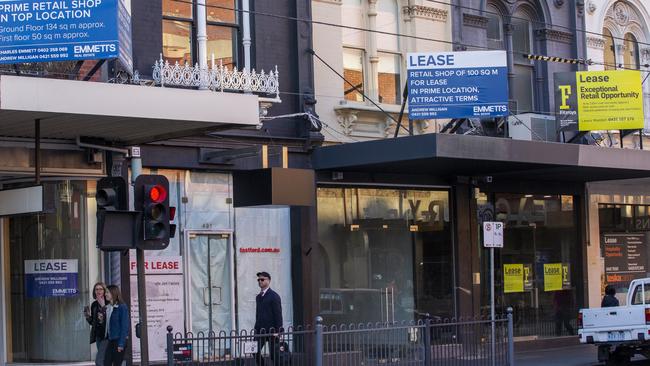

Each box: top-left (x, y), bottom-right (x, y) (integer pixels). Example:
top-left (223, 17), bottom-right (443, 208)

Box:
top-left (131, 154), bottom-right (150, 366)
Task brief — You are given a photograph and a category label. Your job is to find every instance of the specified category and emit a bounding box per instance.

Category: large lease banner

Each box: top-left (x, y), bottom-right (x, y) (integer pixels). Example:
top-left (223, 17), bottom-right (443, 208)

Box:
top-left (503, 264), bottom-right (524, 293)
top-left (24, 259), bottom-right (78, 297)
top-left (544, 263), bottom-right (563, 292)
top-left (0, 0), bottom-right (132, 69)
top-left (603, 233), bottom-right (647, 289)
top-left (130, 256), bottom-right (184, 362)
top-left (555, 70), bottom-right (643, 131)
top-left (407, 51), bottom-right (508, 119)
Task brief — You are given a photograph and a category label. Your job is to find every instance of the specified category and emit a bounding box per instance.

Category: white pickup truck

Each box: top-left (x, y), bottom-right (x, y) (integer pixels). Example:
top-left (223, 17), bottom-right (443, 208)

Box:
top-left (579, 278), bottom-right (650, 365)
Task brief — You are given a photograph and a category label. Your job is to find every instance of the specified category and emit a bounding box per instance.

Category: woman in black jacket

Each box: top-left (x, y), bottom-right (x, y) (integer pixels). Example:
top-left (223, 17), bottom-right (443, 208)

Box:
top-left (85, 282), bottom-right (109, 366)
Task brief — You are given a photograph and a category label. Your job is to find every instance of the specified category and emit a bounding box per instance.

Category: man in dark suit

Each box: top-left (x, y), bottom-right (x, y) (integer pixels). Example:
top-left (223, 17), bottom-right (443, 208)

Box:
top-left (254, 271), bottom-right (283, 366)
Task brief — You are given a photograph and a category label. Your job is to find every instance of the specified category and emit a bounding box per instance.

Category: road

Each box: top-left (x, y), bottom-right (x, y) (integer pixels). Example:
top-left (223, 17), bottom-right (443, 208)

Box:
top-left (515, 345), bottom-right (650, 365)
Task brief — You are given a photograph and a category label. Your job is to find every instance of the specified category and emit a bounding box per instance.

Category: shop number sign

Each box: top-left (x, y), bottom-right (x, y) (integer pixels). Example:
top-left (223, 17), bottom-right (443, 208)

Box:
top-left (483, 222), bottom-right (503, 248)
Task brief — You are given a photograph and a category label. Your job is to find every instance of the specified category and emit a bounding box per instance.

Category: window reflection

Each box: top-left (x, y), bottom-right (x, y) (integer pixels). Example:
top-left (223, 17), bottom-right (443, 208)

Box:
top-left (343, 48), bottom-right (365, 102)
top-left (378, 52), bottom-right (401, 104)
top-left (163, 19), bottom-right (192, 65)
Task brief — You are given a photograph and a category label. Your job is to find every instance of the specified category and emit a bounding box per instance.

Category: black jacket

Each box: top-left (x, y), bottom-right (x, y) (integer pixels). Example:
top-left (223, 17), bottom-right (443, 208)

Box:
top-left (601, 294), bottom-right (619, 308)
top-left (255, 288), bottom-right (283, 332)
top-left (85, 300), bottom-right (107, 344)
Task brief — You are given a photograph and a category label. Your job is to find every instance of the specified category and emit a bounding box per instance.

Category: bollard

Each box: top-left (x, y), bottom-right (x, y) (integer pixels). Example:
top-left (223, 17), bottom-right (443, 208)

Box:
top-left (507, 307), bottom-right (515, 366)
top-left (315, 316), bottom-right (324, 366)
top-left (424, 313), bottom-right (432, 366)
top-left (166, 325), bottom-right (173, 366)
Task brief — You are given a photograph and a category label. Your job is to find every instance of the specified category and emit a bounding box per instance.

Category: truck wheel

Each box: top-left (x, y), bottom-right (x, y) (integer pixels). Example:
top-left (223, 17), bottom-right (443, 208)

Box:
top-left (606, 349), bottom-right (631, 366)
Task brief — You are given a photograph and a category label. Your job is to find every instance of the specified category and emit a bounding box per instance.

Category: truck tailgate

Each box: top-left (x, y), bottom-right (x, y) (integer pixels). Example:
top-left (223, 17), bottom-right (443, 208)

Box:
top-left (582, 306), bottom-right (645, 330)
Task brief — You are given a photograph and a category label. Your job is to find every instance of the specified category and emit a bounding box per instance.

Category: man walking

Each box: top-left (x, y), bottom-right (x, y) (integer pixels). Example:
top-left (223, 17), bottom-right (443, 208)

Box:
top-left (254, 271), bottom-right (283, 366)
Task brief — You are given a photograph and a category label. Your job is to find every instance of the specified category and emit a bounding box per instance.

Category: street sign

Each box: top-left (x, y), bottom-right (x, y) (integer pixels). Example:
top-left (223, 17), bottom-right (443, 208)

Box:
top-left (483, 221), bottom-right (504, 248)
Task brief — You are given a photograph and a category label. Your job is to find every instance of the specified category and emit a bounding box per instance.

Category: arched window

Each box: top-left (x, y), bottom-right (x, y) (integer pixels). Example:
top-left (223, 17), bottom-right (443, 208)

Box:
top-left (624, 33), bottom-right (640, 70)
top-left (511, 10), bottom-right (535, 113)
top-left (603, 28), bottom-right (616, 70)
top-left (486, 4), bottom-right (505, 50)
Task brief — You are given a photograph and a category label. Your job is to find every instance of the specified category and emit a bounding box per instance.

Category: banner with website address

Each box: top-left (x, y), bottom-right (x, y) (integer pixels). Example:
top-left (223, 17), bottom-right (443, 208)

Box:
top-left (555, 70), bottom-right (644, 131)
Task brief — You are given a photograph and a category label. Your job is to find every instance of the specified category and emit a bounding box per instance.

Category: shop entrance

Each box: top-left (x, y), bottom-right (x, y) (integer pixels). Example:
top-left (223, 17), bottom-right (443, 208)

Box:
top-left (187, 232), bottom-right (236, 336)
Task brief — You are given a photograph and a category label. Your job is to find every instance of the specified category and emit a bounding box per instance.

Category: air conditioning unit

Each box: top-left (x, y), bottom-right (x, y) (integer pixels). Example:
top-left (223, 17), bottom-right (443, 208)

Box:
top-left (508, 113), bottom-right (557, 142)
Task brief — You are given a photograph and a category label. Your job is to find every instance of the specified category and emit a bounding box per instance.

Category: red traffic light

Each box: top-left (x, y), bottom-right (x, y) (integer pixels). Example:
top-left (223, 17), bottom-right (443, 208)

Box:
top-left (149, 185), bottom-right (167, 203)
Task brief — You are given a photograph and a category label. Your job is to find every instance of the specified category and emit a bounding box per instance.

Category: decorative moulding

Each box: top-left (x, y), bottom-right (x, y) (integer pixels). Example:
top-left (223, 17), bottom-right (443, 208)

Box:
top-left (586, 36), bottom-right (605, 49)
top-left (462, 13), bottom-right (489, 29)
top-left (536, 28), bottom-right (573, 44)
top-left (313, 0), bottom-right (342, 4)
top-left (402, 5), bottom-right (448, 22)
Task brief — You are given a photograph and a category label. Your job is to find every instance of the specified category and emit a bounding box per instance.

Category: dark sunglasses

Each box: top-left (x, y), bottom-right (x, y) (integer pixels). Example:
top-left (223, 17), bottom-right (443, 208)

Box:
top-left (257, 278), bottom-right (268, 282)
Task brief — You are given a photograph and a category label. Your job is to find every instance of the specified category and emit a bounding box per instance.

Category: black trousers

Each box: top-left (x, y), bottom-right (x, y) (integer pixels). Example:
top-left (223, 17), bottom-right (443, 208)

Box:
top-left (104, 340), bottom-right (126, 366)
top-left (255, 335), bottom-right (278, 366)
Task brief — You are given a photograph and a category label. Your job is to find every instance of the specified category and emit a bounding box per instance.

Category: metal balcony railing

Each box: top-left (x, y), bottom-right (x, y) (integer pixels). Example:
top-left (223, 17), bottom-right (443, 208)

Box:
top-left (151, 55), bottom-right (280, 100)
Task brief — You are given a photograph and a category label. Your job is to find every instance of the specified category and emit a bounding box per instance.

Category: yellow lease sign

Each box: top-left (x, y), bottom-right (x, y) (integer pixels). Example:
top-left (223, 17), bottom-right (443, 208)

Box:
top-left (576, 70), bottom-right (644, 131)
top-left (544, 263), bottom-right (563, 291)
top-left (503, 264), bottom-right (524, 293)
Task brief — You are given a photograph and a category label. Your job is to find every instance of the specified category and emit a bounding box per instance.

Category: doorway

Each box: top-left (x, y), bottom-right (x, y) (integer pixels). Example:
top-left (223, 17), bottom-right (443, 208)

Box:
top-left (187, 232), bottom-right (236, 335)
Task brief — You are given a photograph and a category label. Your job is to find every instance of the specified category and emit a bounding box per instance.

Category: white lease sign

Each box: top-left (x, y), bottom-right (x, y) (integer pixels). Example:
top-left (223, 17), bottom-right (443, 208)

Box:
top-left (483, 221), bottom-right (504, 248)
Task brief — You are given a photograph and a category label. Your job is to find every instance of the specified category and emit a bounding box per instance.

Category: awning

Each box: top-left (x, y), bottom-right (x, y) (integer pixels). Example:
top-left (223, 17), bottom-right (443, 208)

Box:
top-left (0, 75), bottom-right (260, 144)
top-left (311, 133), bottom-right (650, 182)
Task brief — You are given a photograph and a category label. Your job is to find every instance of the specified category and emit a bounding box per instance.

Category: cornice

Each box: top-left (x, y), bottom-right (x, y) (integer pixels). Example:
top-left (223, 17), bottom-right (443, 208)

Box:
top-left (586, 35), bottom-right (605, 49)
top-left (536, 28), bottom-right (573, 44)
top-left (462, 13), bottom-right (489, 29)
top-left (402, 5), bottom-right (448, 22)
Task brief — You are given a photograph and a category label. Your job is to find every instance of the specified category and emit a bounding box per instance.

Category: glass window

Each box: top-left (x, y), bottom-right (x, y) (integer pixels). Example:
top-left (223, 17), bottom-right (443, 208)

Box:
top-left (378, 52), bottom-right (401, 104)
top-left (7, 181), bottom-right (91, 362)
top-left (624, 33), bottom-right (640, 70)
top-left (163, 19), bottom-right (192, 65)
top-left (603, 28), bottom-right (616, 70)
top-left (343, 48), bottom-right (365, 102)
top-left (486, 194), bottom-right (580, 339)
top-left (207, 0), bottom-right (237, 23)
top-left (316, 187), bottom-right (454, 324)
top-left (511, 17), bottom-right (532, 56)
top-left (486, 5), bottom-right (504, 50)
top-left (341, 0), bottom-right (365, 47)
top-left (163, 0), bottom-right (193, 19)
top-left (207, 25), bottom-right (237, 68)
top-left (513, 64), bottom-right (534, 113)
top-left (376, 0), bottom-right (399, 52)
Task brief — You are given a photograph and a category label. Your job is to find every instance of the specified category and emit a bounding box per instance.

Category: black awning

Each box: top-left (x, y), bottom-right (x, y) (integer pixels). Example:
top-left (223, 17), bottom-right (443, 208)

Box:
top-left (311, 134), bottom-right (650, 182)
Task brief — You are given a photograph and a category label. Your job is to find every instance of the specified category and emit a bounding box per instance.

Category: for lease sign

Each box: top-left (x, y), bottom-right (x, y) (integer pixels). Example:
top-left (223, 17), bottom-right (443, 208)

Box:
top-left (24, 259), bottom-right (78, 297)
top-left (0, 0), bottom-right (132, 69)
top-left (407, 51), bottom-right (509, 119)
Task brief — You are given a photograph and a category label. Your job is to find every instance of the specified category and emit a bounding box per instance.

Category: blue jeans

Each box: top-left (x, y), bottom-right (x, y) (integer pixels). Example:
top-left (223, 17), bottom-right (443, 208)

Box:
top-left (95, 338), bottom-right (108, 366)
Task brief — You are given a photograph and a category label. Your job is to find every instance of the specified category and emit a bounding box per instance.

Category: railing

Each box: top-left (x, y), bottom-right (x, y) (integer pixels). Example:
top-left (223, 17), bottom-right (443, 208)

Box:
top-left (166, 309), bottom-right (515, 366)
top-left (152, 55), bottom-right (280, 100)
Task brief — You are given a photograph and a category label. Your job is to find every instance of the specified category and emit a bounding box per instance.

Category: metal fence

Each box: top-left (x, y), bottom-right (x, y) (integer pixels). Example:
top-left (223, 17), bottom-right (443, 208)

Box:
top-left (166, 309), bottom-right (514, 366)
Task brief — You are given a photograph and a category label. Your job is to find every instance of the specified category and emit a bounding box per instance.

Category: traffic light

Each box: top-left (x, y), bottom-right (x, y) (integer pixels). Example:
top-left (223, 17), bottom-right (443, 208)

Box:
top-left (96, 177), bottom-right (137, 251)
top-left (134, 175), bottom-right (170, 250)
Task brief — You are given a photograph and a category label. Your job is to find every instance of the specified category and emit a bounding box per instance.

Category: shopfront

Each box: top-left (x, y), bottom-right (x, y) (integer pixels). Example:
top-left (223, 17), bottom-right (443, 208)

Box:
top-left (310, 133), bottom-right (650, 341)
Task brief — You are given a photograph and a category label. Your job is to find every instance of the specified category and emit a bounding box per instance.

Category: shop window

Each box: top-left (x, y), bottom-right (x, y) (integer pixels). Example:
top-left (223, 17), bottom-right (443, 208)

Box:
top-left (6, 181), bottom-right (91, 362)
top-left (603, 28), bottom-right (616, 70)
top-left (162, 0), bottom-right (239, 67)
top-left (343, 48), bottom-right (365, 102)
top-left (624, 33), bottom-right (640, 70)
top-left (316, 187), bottom-right (454, 324)
top-left (487, 193), bottom-right (580, 338)
top-left (378, 52), bottom-right (401, 104)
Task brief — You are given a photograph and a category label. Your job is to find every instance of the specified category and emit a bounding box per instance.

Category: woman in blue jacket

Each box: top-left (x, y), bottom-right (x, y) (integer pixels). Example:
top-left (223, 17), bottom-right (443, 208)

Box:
top-left (104, 285), bottom-right (130, 366)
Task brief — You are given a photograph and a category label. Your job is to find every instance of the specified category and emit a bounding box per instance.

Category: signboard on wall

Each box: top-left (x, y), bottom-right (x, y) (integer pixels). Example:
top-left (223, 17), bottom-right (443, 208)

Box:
top-left (603, 233), bottom-right (647, 289)
top-left (544, 263), bottom-right (563, 291)
top-left (24, 259), bottom-right (78, 297)
top-left (407, 51), bottom-right (508, 119)
top-left (130, 256), bottom-right (184, 362)
top-left (554, 70), bottom-right (644, 131)
top-left (0, 0), bottom-right (132, 69)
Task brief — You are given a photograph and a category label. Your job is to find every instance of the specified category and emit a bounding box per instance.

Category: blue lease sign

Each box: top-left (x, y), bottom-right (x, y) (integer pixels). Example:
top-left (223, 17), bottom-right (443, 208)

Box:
top-left (407, 51), bottom-right (509, 120)
top-left (24, 259), bottom-right (79, 297)
top-left (0, 0), bottom-right (130, 65)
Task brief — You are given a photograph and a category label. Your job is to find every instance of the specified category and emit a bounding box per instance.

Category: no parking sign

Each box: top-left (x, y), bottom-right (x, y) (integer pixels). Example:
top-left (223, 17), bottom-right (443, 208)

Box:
top-left (483, 221), bottom-right (503, 248)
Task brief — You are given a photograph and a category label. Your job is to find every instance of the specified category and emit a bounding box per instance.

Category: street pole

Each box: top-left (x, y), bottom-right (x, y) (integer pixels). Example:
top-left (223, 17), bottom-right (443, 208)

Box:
top-left (131, 150), bottom-right (149, 366)
top-left (490, 247), bottom-right (495, 366)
